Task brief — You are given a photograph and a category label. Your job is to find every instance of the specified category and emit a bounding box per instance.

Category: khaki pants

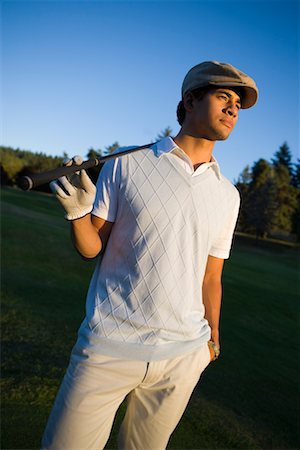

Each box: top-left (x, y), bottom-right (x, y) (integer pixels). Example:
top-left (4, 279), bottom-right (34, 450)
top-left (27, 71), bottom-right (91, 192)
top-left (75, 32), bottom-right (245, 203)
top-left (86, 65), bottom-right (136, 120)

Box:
top-left (41, 343), bottom-right (211, 450)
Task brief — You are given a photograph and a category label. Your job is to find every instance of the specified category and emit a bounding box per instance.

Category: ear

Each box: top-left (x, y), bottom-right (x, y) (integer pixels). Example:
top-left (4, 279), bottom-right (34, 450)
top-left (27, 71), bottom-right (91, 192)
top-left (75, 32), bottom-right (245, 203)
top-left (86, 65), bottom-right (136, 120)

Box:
top-left (183, 91), bottom-right (194, 112)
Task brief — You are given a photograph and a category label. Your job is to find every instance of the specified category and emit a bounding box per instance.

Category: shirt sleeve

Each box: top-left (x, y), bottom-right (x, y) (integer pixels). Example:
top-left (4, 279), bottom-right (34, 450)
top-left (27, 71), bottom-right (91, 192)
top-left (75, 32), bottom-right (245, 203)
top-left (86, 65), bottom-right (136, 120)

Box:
top-left (91, 157), bottom-right (121, 222)
top-left (209, 190), bottom-right (240, 260)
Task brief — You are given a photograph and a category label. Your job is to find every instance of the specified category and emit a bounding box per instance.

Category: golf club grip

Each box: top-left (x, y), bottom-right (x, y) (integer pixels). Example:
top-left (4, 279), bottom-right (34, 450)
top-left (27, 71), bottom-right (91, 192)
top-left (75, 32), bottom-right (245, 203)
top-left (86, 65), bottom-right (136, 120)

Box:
top-left (18, 158), bottom-right (99, 191)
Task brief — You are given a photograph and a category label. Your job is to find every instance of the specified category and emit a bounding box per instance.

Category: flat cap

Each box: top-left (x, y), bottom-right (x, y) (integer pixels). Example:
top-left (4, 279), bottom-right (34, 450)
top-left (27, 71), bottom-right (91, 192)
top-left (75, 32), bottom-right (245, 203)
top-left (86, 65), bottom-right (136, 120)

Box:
top-left (182, 61), bottom-right (258, 109)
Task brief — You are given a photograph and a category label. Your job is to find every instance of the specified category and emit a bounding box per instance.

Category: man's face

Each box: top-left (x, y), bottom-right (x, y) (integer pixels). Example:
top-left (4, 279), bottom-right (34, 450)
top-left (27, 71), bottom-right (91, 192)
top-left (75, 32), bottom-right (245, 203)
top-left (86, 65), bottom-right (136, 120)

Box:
top-left (185, 88), bottom-right (241, 141)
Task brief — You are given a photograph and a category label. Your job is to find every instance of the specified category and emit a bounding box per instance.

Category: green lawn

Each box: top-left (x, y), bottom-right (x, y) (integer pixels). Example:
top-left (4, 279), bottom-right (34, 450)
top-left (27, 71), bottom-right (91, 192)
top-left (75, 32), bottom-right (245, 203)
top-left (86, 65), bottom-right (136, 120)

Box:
top-left (1, 187), bottom-right (299, 449)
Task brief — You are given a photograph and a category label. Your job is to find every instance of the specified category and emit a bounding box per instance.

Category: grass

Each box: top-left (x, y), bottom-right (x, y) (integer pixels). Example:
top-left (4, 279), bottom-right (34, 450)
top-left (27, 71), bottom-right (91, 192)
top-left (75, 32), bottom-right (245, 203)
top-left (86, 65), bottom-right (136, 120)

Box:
top-left (1, 187), bottom-right (299, 449)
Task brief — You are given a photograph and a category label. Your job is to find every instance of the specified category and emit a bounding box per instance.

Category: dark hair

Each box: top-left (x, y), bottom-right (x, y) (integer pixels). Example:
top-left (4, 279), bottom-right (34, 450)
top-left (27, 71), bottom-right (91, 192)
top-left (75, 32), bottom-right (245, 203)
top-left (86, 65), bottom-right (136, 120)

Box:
top-left (176, 101), bottom-right (186, 126)
top-left (176, 86), bottom-right (216, 126)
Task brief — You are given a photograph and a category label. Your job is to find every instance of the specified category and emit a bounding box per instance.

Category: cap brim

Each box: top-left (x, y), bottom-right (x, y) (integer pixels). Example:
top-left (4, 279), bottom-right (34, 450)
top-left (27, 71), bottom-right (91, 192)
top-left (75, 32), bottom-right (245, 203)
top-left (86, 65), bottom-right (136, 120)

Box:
top-left (207, 82), bottom-right (258, 109)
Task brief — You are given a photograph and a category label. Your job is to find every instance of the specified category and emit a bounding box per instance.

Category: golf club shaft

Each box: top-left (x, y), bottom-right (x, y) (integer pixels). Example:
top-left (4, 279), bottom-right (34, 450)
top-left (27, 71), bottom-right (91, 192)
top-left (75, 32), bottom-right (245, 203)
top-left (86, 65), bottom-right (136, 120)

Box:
top-left (18, 142), bottom-right (155, 191)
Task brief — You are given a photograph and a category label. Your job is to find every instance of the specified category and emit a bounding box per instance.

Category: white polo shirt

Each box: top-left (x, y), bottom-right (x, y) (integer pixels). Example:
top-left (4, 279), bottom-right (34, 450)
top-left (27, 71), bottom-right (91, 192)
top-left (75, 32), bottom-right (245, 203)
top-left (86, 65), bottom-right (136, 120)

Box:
top-left (76, 137), bottom-right (240, 361)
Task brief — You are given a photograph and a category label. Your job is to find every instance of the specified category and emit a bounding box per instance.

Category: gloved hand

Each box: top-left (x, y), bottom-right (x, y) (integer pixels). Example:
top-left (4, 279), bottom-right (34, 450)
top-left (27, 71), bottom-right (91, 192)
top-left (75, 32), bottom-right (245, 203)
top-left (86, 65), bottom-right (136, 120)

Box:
top-left (50, 156), bottom-right (96, 220)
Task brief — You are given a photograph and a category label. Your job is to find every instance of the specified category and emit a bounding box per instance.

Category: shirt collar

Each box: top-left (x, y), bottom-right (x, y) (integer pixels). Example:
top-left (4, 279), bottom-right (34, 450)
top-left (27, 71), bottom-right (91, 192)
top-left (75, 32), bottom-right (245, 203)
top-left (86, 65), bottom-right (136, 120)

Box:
top-left (155, 137), bottom-right (221, 180)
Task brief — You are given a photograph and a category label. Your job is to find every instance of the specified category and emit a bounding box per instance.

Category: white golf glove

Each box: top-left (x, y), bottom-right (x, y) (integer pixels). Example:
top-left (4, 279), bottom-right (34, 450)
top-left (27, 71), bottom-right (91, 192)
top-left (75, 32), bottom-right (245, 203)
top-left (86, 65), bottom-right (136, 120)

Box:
top-left (50, 155), bottom-right (96, 220)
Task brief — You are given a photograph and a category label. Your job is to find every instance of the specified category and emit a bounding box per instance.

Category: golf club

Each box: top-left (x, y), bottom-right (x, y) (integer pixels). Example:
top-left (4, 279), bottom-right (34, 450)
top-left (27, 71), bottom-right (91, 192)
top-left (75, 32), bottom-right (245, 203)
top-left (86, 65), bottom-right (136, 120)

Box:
top-left (18, 142), bottom-right (155, 191)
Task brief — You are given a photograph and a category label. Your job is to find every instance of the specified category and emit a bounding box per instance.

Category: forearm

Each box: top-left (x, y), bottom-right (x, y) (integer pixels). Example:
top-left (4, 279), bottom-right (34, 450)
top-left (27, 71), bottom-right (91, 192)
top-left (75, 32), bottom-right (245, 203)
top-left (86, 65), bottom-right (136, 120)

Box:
top-left (203, 279), bottom-right (222, 347)
top-left (71, 214), bottom-right (102, 259)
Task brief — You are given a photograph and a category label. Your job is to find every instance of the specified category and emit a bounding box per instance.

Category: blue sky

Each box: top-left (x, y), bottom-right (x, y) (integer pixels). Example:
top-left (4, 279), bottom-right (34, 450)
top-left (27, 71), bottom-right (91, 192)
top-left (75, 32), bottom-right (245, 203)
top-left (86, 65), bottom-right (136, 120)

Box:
top-left (1, 0), bottom-right (299, 182)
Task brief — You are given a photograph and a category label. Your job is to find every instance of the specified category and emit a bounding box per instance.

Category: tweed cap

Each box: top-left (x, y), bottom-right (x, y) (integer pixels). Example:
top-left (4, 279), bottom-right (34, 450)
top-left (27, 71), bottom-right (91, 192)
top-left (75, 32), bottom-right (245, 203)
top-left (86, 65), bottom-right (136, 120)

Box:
top-left (182, 61), bottom-right (258, 109)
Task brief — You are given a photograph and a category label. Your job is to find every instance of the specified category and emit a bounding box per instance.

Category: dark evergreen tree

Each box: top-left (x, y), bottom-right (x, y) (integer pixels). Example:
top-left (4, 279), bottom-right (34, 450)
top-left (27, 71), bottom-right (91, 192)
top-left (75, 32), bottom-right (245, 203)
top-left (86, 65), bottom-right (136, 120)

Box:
top-left (273, 164), bottom-right (298, 234)
top-left (86, 147), bottom-right (102, 159)
top-left (245, 159), bottom-right (277, 238)
top-left (272, 142), bottom-right (294, 178)
top-left (235, 165), bottom-right (252, 232)
top-left (292, 159), bottom-right (300, 188)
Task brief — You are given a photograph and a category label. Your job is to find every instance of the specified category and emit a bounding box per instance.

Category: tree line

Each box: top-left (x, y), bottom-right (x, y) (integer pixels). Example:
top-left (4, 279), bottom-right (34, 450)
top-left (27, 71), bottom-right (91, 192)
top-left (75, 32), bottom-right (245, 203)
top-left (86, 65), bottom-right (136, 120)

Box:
top-left (236, 142), bottom-right (299, 241)
top-left (1, 138), bottom-right (299, 241)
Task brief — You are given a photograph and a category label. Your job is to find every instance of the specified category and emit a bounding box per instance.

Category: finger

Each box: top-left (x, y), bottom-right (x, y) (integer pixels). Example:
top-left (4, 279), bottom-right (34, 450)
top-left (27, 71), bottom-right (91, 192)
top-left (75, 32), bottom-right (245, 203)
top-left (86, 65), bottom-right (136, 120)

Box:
top-left (63, 157), bottom-right (73, 167)
top-left (80, 170), bottom-right (96, 193)
top-left (58, 176), bottom-right (77, 195)
top-left (63, 155), bottom-right (83, 167)
top-left (50, 180), bottom-right (69, 199)
top-left (73, 155), bottom-right (84, 165)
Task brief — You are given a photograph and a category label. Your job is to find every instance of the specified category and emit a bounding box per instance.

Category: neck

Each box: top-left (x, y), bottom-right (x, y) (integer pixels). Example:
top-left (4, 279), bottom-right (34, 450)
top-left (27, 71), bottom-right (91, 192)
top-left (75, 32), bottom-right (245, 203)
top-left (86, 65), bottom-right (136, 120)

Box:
top-left (173, 130), bottom-right (215, 166)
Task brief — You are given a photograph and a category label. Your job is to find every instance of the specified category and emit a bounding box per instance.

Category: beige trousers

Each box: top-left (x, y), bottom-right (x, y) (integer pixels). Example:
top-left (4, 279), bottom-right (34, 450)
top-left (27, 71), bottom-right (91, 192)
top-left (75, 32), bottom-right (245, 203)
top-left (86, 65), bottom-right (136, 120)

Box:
top-left (41, 343), bottom-right (210, 450)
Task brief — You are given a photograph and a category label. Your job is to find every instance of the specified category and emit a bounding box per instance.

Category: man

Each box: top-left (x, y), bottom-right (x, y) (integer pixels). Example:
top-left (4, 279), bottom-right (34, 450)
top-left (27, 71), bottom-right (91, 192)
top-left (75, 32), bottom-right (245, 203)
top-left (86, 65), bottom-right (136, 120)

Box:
top-left (42, 61), bottom-right (258, 450)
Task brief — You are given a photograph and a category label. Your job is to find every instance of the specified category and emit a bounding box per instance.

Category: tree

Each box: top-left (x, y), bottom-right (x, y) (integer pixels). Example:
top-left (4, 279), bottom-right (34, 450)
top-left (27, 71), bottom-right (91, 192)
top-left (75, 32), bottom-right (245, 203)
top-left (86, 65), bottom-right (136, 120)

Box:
top-left (235, 165), bottom-right (252, 232)
top-left (105, 142), bottom-right (120, 155)
top-left (272, 142), bottom-right (294, 178)
top-left (155, 127), bottom-right (172, 141)
top-left (271, 142), bottom-right (299, 238)
top-left (0, 147), bottom-right (24, 183)
top-left (237, 154), bottom-right (300, 240)
top-left (86, 148), bottom-right (102, 159)
top-left (273, 164), bottom-right (298, 233)
top-left (237, 159), bottom-right (278, 238)
top-left (292, 159), bottom-right (300, 188)
top-left (245, 159), bottom-right (278, 238)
